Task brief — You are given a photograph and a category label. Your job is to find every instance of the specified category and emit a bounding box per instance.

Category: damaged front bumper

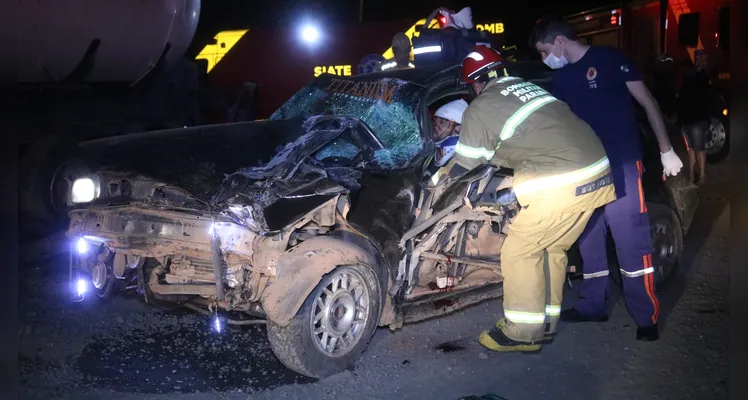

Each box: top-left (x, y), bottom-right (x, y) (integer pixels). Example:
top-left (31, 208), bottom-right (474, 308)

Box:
top-left (66, 205), bottom-right (278, 311)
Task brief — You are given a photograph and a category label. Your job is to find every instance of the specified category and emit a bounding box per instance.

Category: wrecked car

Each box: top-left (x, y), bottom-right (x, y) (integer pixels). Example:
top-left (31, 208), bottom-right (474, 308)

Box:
top-left (64, 63), bottom-right (698, 378)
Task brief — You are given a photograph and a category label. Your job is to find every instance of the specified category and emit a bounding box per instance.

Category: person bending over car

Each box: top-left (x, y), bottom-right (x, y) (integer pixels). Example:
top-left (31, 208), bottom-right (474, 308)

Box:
top-left (443, 45), bottom-right (617, 353)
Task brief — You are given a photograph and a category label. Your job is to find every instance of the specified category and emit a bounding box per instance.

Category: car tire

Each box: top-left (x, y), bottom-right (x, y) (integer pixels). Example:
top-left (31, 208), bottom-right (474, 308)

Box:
top-left (706, 116), bottom-right (729, 164)
top-left (91, 260), bottom-right (121, 300)
top-left (647, 202), bottom-right (683, 285)
top-left (266, 264), bottom-right (382, 378)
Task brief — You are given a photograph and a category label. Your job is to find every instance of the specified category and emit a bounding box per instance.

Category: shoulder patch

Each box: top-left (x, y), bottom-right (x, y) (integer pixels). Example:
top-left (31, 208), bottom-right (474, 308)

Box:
top-left (586, 67), bottom-right (597, 81)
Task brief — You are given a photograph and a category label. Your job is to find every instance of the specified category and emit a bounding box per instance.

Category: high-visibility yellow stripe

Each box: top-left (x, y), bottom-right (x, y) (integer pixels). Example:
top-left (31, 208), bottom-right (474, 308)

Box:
top-left (455, 141), bottom-right (495, 161)
top-left (545, 305), bottom-right (561, 316)
top-left (504, 310), bottom-right (546, 324)
top-left (513, 156), bottom-right (611, 197)
top-left (500, 95), bottom-right (558, 141)
top-left (497, 76), bottom-right (521, 83)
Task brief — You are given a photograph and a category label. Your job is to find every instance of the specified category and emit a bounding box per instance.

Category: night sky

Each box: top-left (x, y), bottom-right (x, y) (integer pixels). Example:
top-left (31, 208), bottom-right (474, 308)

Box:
top-left (190, 0), bottom-right (625, 57)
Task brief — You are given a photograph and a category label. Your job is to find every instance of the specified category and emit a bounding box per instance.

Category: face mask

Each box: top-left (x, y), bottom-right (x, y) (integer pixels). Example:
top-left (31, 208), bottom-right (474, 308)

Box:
top-left (543, 42), bottom-right (568, 70)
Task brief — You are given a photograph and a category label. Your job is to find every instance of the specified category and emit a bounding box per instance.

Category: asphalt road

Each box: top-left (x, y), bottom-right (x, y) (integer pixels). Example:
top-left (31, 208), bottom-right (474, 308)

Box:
top-left (19, 163), bottom-right (730, 400)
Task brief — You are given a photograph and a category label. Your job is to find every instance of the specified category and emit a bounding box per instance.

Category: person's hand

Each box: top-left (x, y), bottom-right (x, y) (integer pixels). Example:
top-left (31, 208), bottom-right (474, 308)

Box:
top-left (660, 149), bottom-right (683, 177)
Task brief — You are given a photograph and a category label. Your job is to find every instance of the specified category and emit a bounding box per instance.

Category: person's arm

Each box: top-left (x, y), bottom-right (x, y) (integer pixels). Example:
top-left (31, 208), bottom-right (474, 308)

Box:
top-left (611, 49), bottom-right (682, 175)
top-left (451, 105), bottom-right (502, 174)
top-left (626, 81), bottom-right (673, 153)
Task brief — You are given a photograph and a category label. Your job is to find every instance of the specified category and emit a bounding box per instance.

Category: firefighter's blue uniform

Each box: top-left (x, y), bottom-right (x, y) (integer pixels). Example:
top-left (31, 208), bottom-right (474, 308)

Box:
top-left (551, 46), bottom-right (660, 329)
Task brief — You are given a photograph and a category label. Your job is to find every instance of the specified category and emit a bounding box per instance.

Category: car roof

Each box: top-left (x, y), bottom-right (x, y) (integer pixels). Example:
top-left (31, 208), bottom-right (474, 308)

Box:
top-left (337, 60), bottom-right (552, 87)
top-left (341, 63), bottom-right (462, 86)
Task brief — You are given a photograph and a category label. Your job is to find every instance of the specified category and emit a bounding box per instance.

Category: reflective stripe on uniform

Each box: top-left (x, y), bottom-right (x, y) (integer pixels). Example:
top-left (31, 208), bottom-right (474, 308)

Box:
top-left (497, 76), bottom-right (521, 83)
top-left (620, 267), bottom-right (654, 278)
top-left (545, 305), bottom-right (561, 316)
top-left (499, 95), bottom-right (558, 141)
top-left (583, 270), bottom-right (609, 279)
top-left (455, 141), bottom-right (495, 161)
top-left (504, 310), bottom-right (546, 324)
top-left (513, 156), bottom-right (611, 197)
top-left (413, 45), bottom-right (442, 55)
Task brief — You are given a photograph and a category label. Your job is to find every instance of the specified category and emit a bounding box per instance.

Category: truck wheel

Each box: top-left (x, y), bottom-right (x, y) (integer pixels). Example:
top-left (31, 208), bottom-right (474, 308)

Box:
top-left (19, 136), bottom-right (81, 239)
top-left (266, 265), bottom-right (382, 378)
top-left (647, 202), bottom-right (683, 285)
top-left (705, 117), bottom-right (729, 164)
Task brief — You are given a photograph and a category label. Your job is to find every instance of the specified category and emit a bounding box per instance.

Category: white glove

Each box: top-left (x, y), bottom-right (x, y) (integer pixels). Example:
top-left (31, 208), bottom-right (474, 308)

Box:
top-left (660, 149), bottom-right (683, 177)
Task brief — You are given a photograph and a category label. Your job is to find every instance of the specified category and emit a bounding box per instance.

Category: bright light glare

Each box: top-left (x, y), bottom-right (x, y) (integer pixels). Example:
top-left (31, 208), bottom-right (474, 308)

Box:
top-left (71, 178), bottom-right (96, 203)
top-left (76, 238), bottom-right (89, 254)
top-left (300, 25), bottom-right (319, 43)
top-left (214, 315), bottom-right (222, 333)
top-left (76, 279), bottom-right (87, 297)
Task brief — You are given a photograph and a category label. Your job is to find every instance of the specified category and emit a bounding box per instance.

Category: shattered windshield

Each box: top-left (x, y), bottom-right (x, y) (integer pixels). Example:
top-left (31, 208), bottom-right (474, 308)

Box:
top-left (269, 76), bottom-right (425, 169)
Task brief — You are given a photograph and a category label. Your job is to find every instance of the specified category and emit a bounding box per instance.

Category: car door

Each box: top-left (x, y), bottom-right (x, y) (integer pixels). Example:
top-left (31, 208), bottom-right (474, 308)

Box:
top-left (397, 164), bottom-right (516, 303)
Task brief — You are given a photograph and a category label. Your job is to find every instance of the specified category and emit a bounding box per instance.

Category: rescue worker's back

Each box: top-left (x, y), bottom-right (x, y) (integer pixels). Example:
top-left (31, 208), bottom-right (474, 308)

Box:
top-left (455, 76), bottom-right (614, 214)
top-left (452, 45), bottom-right (616, 353)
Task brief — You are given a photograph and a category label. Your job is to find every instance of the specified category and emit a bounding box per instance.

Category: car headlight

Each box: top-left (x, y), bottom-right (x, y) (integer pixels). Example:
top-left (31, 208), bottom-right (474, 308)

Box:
top-left (71, 177), bottom-right (100, 203)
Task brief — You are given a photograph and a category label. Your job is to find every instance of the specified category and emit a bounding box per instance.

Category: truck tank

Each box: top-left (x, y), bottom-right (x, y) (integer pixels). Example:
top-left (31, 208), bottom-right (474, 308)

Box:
top-left (17, 0), bottom-right (204, 242)
top-left (17, 0), bottom-right (201, 83)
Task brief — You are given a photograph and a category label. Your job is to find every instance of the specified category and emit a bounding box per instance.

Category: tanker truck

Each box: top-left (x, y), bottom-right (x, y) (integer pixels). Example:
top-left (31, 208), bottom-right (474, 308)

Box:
top-left (17, 0), bottom-right (207, 239)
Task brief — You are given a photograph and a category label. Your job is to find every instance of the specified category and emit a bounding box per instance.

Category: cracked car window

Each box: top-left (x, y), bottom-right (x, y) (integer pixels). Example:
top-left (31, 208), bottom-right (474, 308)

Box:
top-left (270, 76), bottom-right (424, 169)
top-left (312, 137), bottom-right (361, 161)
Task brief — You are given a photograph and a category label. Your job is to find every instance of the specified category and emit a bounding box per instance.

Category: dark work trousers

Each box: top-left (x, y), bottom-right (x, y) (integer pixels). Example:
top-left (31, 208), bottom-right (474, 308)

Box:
top-left (575, 160), bottom-right (660, 327)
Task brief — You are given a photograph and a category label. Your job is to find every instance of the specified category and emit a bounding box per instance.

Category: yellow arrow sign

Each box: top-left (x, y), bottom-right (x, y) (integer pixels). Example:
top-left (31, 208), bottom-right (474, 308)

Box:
top-left (195, 29), bottom-right (249, 73)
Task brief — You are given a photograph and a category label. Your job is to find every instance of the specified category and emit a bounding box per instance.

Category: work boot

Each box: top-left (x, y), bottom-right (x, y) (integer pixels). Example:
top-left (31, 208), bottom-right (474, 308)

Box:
top-left (560, 308), bottom-right (609, 323)
top-left (536, 333), bottom-right (555, 345)
top-left (479, 321), bottom-right (541, 353)
top-left (636, 324), bottom-right (659, 342)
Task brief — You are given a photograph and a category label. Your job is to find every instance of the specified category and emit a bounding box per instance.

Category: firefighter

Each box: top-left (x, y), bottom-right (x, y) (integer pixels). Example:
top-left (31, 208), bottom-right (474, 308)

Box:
top-left (379, 33), bottom-right (414, 71)
top-left (446, 45), bottom-right (617, 352)
top-left (529, 16), bottom-right (683, 341)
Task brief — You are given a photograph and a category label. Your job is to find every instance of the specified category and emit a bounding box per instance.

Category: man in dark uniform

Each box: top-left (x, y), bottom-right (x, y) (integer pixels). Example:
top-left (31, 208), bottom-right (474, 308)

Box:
top-left (530, 16), bottom-right (683, 341)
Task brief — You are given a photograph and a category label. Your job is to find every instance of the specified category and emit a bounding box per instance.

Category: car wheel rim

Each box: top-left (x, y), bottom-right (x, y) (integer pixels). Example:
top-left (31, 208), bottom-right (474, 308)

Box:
top-left (651, 221), bottom-right (675, 281)
top-left (310, 268), bottom-right (370, 357)
top-left (705, 118), bottom-right (726, 155)
top-left (91, 262), bottom-right (108, 290)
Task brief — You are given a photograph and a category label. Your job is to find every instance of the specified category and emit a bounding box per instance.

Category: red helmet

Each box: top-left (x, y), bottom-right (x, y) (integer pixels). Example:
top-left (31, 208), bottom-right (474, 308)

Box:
top-left (461, 45), bottom-right (505, 84)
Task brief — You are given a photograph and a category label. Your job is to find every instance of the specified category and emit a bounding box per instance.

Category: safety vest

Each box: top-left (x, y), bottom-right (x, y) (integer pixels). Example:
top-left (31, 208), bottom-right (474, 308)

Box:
top-left (453, 77), bottom-right (616, 212)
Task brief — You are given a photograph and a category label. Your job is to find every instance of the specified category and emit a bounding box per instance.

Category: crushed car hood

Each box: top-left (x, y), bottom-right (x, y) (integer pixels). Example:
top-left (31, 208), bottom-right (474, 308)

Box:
top-left (79, 116), bottom-right (366, 232)
top-left (79, 117), bottom-right (349, 204)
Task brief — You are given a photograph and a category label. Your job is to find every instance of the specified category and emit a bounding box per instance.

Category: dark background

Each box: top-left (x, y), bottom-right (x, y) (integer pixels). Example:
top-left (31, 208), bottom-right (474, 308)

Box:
top-left (189, 0), bottom-right (622, 57)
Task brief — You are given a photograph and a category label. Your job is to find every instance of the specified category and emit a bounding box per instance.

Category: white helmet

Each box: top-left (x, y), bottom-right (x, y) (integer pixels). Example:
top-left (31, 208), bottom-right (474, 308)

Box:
top-left (435, 99), bottom-right (468, 124)
top-left (439, 7), bottom-right (474, 30)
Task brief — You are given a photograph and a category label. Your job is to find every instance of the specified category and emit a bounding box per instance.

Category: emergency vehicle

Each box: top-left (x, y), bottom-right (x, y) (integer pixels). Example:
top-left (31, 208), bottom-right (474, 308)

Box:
top-left (197, 11), bottom-right (508, 120)
top-left (564, 0), bottom-right (730, 163)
